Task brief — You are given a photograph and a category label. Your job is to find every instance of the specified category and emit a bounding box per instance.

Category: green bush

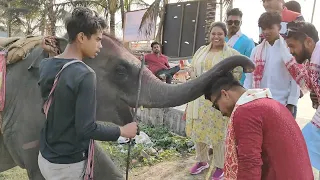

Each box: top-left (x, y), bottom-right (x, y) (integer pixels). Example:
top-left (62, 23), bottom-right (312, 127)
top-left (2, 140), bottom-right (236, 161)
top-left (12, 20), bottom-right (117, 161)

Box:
top-left (99, 124), bottom-right (194, 170)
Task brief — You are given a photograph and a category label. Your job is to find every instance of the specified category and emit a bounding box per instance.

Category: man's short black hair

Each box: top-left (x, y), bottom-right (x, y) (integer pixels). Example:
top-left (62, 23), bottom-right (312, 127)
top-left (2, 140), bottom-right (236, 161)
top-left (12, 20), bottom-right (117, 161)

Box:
top-left (284, 1), bottom-right (301, 13)
top-left (287, 21), bottom-right (319, 43)
top-left (65, 7), bottom-right (107, 43)
top-left (258, 12), bottom-right (282, 29)
top-left (151, 41), bottom-right (160, 48)
top-left (204, 72), bottom-right (242, 100)
top-left (226, 8), bottom-right (243, 18)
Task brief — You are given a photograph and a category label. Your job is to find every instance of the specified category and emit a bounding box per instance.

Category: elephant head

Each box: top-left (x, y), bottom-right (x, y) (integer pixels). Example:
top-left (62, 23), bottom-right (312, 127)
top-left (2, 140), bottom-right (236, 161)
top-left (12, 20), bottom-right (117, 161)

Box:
top-left (55, 34), bottom-right (254, 126)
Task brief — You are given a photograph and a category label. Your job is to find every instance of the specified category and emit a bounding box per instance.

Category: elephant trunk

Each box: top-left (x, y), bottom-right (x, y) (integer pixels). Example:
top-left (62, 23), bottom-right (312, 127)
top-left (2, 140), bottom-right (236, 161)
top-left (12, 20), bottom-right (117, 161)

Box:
top-left (137, 55), bottom-right (255, 108)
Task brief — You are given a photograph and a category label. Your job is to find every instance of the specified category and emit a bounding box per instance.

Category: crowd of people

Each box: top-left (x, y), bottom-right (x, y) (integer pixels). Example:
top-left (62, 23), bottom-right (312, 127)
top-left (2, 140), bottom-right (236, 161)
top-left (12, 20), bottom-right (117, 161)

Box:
top-left (34, 0), bottom-right (320, 179)
top-left (144, 0), bottom-right (320, 179)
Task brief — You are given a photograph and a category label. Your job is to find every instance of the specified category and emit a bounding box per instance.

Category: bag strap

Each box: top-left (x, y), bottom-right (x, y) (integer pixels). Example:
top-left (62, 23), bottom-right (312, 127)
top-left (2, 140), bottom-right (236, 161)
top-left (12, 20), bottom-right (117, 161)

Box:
top-left (42, 59), bottom-right (96, 179)
top-left (42, 60), bottom-right (82, 118)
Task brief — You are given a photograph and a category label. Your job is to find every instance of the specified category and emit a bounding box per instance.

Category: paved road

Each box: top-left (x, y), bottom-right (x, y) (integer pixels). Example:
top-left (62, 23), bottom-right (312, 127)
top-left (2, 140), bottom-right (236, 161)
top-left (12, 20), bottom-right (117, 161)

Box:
top-left (297, 92), bottom-right (316, 127)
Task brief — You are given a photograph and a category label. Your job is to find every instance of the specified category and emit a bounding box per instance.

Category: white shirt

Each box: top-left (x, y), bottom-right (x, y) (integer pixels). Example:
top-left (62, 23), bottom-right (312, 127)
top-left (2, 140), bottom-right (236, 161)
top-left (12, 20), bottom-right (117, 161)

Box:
top-left (244, 39), bottom-right (300, 106)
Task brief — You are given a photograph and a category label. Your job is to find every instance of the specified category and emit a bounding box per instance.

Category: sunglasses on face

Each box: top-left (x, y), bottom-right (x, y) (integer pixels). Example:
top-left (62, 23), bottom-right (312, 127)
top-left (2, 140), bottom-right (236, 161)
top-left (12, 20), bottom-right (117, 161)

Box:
top-left (227, 20), bottom-right (241, 26)
top-left (285, 28), bottom-right (308, 39)
top-left (211, 85), bottom-right (233, 111)
top-left (212, 93), bottom-right (222, 111)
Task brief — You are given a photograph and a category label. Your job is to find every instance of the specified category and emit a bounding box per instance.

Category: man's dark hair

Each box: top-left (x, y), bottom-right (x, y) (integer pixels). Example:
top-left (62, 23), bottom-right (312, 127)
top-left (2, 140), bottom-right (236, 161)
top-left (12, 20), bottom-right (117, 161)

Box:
top-left (258, 12), bottom-right (282, 29)
top-left (226, 8), bottom-right (243, 18)
top-left (284, 1), bottom-right (301, 13)
top-left (65, 7), bottom-right (107, 43)
top-left (204, 72), bottom-right (242, 100)
top-left (151, 41), bottom-right (160, 48)
top-left (287, 21), bottom-right (319, 43)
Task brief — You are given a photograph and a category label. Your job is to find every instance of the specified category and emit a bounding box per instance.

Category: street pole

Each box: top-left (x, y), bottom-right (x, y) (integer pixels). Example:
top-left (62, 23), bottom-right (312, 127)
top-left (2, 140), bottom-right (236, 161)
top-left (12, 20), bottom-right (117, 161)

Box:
top-left (311, 0), bottom-right (317, 23)
top-left (220, 0), bottom-right (223, 21)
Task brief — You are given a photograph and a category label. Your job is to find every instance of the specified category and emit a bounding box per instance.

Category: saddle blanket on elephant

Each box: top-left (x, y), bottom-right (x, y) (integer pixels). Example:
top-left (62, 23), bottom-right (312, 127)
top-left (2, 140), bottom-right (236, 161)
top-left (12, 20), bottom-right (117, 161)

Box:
top-left (0, 36), bottom-right (60, 134)
top-left (0, 35), bottom-right (43, 65)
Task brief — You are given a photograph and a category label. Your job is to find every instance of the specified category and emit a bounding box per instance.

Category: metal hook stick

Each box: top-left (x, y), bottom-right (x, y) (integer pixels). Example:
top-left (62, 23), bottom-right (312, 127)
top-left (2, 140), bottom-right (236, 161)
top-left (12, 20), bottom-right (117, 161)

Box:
top-left (125, 53), bottom-right (145, 180)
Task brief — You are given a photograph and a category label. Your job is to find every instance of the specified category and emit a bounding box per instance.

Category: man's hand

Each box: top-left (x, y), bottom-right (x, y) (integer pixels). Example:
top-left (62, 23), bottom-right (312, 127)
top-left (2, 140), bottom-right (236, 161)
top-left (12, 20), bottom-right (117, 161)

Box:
top-left (158, 74), bottom-right (166, 80)
top-left (286, 104), bottom-right (295, 114)
top-left (120, 122), bottom-right (138, 138)
top-left (310, 91), bottom-right (319, 109)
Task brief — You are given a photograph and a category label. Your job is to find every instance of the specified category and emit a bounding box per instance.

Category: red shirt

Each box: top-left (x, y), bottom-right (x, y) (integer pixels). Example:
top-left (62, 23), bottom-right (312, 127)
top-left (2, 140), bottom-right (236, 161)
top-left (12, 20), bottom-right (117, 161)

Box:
top-left (144, 53), bottom-right (170, 74)
top-left (233, 98), bottom-right (313, 180)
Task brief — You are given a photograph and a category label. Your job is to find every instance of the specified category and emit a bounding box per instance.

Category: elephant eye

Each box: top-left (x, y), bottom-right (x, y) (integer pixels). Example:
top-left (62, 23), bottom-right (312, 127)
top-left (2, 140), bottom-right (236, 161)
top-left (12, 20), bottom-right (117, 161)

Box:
top-left (115, 65), bottom-right (127, 76)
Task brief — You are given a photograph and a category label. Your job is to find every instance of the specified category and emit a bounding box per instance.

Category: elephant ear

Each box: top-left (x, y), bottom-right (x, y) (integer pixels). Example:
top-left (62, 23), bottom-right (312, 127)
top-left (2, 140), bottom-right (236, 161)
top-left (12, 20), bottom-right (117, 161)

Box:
top-left (27, 46), bottom-right (49, 71)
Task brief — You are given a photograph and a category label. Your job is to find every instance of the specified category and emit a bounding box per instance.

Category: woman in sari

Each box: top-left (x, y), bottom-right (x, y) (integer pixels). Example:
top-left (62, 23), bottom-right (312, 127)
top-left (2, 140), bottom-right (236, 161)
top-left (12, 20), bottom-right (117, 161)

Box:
top-left (186, 22), bottom-right (242, 180)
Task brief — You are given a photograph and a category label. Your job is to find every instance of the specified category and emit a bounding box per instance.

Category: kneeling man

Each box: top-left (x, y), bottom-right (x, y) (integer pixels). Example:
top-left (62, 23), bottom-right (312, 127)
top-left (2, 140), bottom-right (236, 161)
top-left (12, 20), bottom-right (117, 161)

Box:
top-left (204, 72), bottom-right (313, 180)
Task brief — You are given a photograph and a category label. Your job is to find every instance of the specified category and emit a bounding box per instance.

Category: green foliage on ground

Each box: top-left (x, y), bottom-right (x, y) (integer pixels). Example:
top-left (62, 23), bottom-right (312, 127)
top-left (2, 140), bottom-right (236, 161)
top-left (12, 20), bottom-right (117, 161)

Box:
top-left (99, 124), bottom-right (195, 170)
top-left (0, 124), bottom-right (194, 179)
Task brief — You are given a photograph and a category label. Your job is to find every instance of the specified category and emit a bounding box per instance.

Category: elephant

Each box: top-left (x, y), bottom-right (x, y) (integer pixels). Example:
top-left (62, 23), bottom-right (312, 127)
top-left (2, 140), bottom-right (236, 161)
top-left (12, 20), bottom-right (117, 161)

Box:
top-left (0, 33), bottom-right (254, 180)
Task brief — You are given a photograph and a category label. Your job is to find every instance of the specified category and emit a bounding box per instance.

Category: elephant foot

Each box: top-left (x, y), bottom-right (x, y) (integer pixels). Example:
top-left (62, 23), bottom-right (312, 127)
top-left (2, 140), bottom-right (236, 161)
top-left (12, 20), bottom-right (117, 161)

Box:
top-left (26, 168), bottom-right (45, 180)
top-left (0, 133), bottom-right (16, 172)
top-left (94, 143), bottom-right (124, 180)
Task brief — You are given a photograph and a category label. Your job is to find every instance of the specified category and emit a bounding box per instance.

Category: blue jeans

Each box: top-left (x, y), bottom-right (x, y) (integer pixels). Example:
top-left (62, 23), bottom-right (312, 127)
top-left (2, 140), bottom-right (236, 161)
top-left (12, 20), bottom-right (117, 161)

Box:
top-left (155, 65), bottom-right (180, 84)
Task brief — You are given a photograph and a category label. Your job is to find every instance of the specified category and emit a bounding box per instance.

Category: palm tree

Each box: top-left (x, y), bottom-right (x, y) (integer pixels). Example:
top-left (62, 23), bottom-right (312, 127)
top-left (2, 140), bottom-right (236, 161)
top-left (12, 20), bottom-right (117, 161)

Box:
top-left (64, 0), bottom-right (118, 37)
top-left (139, 0), bottom-right (232, 44)
top-left (138, 0), bottom-right (168, 42)
top-left (111, 0), bottom-right (150, 36)
top-left (44, 0), bottom-right (110, 36)
top-left (205, 0), bottom-right (232, 42)
top-left (0, 0), bottom-right (37, 37)
top-left (107, 0), bottom-right (119, 36)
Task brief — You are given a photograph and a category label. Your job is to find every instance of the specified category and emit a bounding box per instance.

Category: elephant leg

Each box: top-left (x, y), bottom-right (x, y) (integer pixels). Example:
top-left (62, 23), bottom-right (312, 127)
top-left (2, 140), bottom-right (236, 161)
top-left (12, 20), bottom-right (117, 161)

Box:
top-left (2, 117), bottom-right (44, 180)
top-left (0, 133), bottom-right (16, 172)
top-left (94, 143), bottom-right (124, 180)
top-left (4, 134), bottom-right (44, 180)
top-left (24, 148), bottom-right (44, 180)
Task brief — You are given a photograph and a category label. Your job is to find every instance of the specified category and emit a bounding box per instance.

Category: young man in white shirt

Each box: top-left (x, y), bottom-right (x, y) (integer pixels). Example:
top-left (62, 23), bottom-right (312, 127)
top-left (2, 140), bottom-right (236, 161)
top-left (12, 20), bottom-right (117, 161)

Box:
top-left (244, 12), bottom-right (300, 117)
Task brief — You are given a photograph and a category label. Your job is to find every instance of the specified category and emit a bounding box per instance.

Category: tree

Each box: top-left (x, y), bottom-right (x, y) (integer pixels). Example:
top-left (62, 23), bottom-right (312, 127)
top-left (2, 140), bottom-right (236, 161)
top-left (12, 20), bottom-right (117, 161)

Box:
top-left (0, 0), bottom-right (36, 36)
top-left (138, 0), bottom-right (168, 42)
top-left (104, 0), bottom-right (149, 37)
top-left (205, 0), bottom-right (232, 42)
top-left (18, 0), bottom-right (46, 35)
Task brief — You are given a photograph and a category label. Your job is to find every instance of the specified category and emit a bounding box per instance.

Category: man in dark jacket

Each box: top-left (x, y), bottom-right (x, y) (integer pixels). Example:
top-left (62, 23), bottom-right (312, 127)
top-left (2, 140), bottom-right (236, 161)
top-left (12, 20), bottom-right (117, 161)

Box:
top-left (37, 7), bottom-right (137, 179)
